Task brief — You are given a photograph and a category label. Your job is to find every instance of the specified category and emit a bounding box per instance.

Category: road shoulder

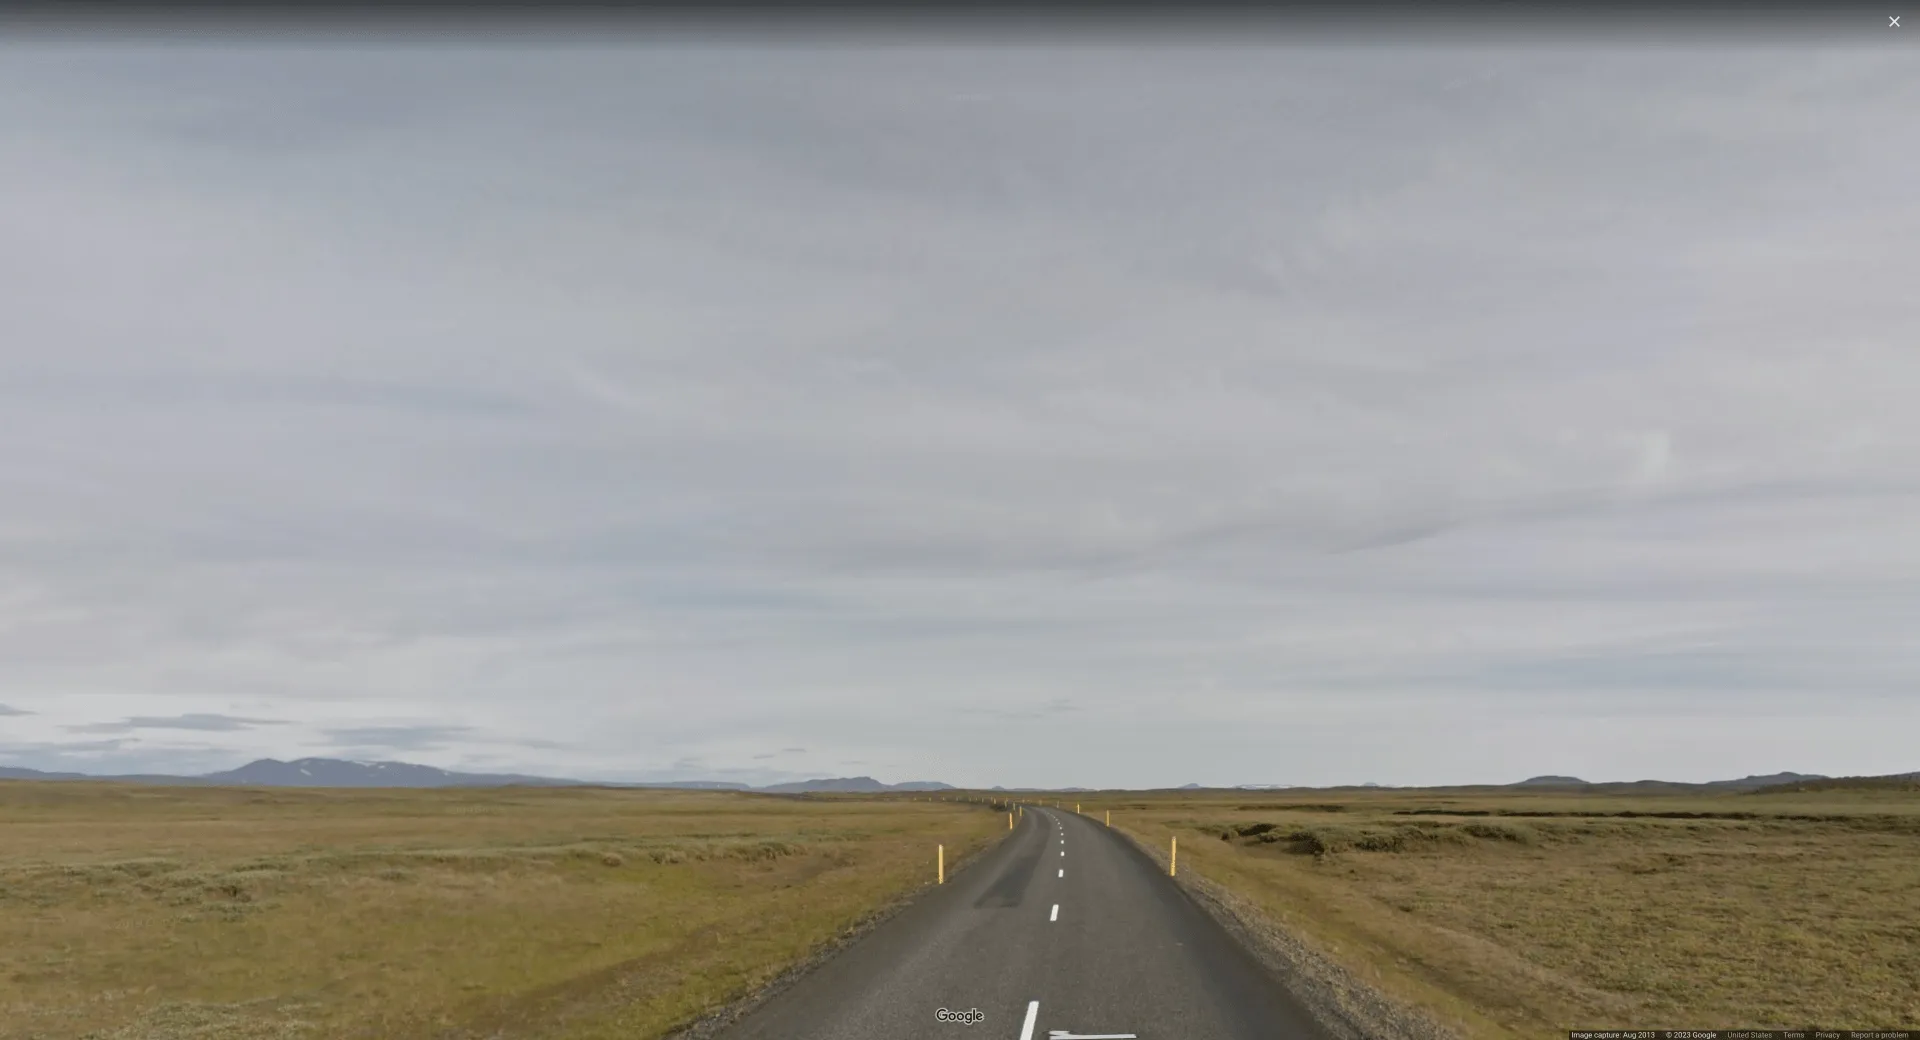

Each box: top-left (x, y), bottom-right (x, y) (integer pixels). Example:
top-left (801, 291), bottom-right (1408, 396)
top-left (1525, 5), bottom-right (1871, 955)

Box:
top-left (665, 819), bottom-right (1019, 1040)
top-left (1108, 823), bottom-right (1462, 1040)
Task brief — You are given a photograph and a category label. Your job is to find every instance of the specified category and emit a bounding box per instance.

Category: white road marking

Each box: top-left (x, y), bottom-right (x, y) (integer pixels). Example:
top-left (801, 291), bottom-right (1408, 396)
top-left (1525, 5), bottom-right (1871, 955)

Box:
top-left (1048, 1033), bottom-right (1137, 1039)
top-left (1060, 850), bottom-right (1065, 856)
top-left (1050, 903), bottom-right (1059, 921)
top-left (1058, 868), bottom-right (1064, 878)
top-left (1020, 1000), bottom-right (1040, 1040)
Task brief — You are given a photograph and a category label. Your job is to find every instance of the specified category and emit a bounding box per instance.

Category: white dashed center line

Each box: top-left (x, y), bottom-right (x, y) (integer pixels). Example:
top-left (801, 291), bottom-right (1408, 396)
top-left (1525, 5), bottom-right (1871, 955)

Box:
top-left (1019, 1000), bottom-right (1040, 1040)
top-left (1058, 868), bottom-right (1064, 878)
top-left (1050, 903), bottom-right (1059, 921)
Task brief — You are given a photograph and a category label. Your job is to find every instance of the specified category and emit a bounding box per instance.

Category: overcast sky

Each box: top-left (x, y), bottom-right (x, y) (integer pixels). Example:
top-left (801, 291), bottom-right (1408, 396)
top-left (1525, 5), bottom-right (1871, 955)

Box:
top-left (1, 31), bottom-right (1916, 787)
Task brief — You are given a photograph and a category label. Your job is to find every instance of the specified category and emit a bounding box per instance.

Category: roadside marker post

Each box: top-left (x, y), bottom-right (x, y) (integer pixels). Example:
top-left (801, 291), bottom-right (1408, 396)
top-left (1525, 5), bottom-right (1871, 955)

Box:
top-left (1104, 810), bottom-right (1110, 827)
top-left (939, 844), bottom-right (945, 885)
top-left (1170, 837), bottom-right (1177, 877)
top-left (1009, 812), bottom-right (1014, 830)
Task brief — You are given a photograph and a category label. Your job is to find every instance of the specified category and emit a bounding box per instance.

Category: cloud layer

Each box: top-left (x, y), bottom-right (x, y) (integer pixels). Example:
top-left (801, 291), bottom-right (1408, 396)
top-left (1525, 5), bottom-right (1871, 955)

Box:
top-left (67, 713), bottom-right (286, 734)
top-left (1, 37), bottom-right (1916, 786)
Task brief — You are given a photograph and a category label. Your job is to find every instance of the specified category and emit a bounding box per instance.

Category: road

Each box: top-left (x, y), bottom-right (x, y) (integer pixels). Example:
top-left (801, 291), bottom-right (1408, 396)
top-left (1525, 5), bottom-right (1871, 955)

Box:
top-left (714, 806), bottom-right (1332, 1040)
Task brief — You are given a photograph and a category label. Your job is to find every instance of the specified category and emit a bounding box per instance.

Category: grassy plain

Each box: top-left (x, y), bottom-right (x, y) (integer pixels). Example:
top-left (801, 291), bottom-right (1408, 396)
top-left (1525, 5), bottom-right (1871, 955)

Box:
top-left (0, 782), bottom-right (1004, 1040)
top-left (1097, 785), bottom-right (1920, 1039)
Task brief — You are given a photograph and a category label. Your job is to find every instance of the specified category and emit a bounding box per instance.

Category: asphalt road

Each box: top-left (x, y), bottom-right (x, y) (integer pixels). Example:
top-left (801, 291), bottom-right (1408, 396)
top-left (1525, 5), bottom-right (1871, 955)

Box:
top-left (714, 806), bottom-right (1332, 1040)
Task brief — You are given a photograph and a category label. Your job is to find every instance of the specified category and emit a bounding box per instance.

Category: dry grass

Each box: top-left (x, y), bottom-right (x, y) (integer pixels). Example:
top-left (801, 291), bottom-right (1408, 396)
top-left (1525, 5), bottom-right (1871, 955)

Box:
top-left (1103, 787), bottom-right (1920, 1039)
top-left (0, 782), bottom-right (1003, 1040)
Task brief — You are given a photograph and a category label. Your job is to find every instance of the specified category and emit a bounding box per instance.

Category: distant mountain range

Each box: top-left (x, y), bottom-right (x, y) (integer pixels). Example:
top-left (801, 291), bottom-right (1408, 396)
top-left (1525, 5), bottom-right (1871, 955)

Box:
top-left (216, 759), bottom-right (583, 788)
top-left (2, 759), bottom-right (1899, 793)
top-left (754, 776), bottom-right (953, 794)
top-left (1511, 771), bottom-right (1828, 791)
top-left (0, 759), bottom-right (957, 793)
top-left (0, 758), bottom-right (584, 788)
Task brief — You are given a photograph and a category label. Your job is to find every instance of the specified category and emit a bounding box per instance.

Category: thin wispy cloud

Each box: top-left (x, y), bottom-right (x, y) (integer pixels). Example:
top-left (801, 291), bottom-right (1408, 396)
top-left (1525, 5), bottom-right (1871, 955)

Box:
top-left (980, 698), bottom-right (1083, 723)
top-left (0, 38), bottom-right (1914, 786)
top-left (67, 713), bottom-right (287, 734)
top-left (1, 739), bottom-right (132, 756)
top-left (320, 725), bottom-right (474, 752)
